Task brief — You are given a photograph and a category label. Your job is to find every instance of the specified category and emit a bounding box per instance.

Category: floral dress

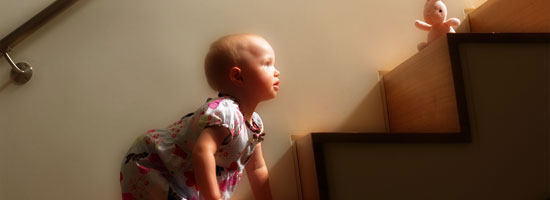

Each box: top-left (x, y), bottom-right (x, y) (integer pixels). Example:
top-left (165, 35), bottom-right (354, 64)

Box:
top-left (120, 96), bottom-right (265, 200)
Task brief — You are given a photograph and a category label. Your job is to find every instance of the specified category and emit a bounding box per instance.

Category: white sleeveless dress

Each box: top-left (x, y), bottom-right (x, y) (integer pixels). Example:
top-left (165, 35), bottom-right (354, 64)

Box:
top-left (120, 96), bottom-right (264, 200)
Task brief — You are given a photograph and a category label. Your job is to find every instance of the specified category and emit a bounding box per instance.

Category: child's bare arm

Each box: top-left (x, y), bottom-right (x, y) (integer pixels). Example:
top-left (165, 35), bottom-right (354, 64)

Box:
top-left (193, 126), bottom-right (231, 200)
top-left (245, 143), bottom-right (272, 200)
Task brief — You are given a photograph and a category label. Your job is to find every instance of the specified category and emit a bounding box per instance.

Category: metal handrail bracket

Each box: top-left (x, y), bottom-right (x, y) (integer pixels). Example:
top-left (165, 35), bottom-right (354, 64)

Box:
top-left (1, 0), bottom-right (78, 84)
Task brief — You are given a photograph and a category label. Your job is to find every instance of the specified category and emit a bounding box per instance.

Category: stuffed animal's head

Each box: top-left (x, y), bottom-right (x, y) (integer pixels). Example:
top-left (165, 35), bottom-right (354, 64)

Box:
top-left (423, 0), bottom-right (448, 25)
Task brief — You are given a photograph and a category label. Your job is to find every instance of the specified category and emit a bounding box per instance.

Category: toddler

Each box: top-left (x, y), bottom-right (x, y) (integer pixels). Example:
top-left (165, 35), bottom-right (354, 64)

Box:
top-left (120, 34), bottom-right (280, 200)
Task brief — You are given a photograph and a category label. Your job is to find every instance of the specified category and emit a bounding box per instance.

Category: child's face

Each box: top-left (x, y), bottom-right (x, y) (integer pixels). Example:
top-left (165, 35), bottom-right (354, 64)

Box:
top-left (241, 37), bottom-right (280, 101)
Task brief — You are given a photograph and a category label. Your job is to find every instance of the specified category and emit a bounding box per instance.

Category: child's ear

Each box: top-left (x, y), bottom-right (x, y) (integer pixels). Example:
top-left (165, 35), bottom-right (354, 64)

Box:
top-left (229, 66), bottom-right (244, 86)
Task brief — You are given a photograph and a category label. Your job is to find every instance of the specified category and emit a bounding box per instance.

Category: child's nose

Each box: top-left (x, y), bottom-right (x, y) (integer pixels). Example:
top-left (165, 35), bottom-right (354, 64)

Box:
top-left (274, 68), bottom-right (280, 77)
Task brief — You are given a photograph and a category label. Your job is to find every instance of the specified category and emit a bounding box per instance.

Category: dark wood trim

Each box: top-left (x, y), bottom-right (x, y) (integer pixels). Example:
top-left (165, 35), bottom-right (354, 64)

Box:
top-left (311, 134), bottom-right (329, 200)
top-left (447, 33), bottom-right (473, 146)
top-left (312, 132), bottom-right (471, 143)
top-left (0, 0), bottom-right (78, 54)
top-left (311, 33), bottom-right (550, 199)
top-left (310, 132), bottom-right (471, 199)
top-left (447, 33), bottom-right (550, 44)
top-left (446, 32), bottom-right (550, 147)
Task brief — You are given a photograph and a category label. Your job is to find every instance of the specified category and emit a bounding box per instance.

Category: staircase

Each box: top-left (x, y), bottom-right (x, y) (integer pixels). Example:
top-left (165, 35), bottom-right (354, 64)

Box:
top-left (293, 0), bottom-right (549, 199)
top-left (384, 0), bottom-right (549, 133)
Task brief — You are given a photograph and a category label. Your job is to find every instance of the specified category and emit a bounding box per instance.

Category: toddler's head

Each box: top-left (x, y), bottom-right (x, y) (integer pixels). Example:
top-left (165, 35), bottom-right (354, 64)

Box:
top-left (205, 34), bottom-right (280, 102)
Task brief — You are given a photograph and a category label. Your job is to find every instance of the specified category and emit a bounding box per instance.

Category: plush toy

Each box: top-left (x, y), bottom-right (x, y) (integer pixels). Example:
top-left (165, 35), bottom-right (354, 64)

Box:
top-left (415, 0), bottom-right (460, 50)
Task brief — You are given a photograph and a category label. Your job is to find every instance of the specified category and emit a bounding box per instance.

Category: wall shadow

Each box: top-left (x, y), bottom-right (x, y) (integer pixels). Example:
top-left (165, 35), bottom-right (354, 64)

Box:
top-left (336, 81), bottom-right (388, 133)
top-left (0, 80), bottom-right (12, 93)
top-left (268, 143), bottom-right (301, 200)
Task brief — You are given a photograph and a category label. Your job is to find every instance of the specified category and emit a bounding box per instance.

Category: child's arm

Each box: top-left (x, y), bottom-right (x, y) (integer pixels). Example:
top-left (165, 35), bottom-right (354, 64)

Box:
top-left (193, 126), bottom-right (231, 200)
top-left (245, 143), bottom-right (272, 200)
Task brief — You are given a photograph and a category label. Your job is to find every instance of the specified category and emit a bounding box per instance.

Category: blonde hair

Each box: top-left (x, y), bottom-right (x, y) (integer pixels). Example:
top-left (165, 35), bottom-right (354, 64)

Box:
top-left (204, 34), bottom-right (264, 92)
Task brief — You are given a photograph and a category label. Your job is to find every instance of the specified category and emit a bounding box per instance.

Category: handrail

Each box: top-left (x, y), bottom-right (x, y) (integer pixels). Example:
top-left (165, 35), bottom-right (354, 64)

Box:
top-left (1, 0), bottom-right (78, 84)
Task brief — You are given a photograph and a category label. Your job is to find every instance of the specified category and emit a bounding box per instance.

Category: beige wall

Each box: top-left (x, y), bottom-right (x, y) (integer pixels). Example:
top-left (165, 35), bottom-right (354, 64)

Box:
top-left (0, 0), bottom-right (486, 199)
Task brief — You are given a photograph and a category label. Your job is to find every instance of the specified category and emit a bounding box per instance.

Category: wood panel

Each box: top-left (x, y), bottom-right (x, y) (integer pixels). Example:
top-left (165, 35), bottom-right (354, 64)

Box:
top-left (383, 35), bottom-right (460, 133)
top-left (293, 134), bottom-right (320, 200)
top-left (468, 0), bottom-right (550, 33)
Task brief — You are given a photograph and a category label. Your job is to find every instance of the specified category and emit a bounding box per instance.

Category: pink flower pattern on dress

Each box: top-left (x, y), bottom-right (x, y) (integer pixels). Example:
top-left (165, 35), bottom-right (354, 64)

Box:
top-left (127, 174), bottom-right (148, 199)
top-left (121, 192), bottom-right (136, 200)
top-left (183, 170), bottom-right (200, 191)
top-left (227, 162), bottom-right (239, 172)
top-left (219, 179), bottom-right (228, 192)
top-left (229, 172), bottom-right (240, 187)
top-left (148, 153), bottom-right (161, 164)
top-left (172, 144), bottom-right (188, 159)
top-left (121, 96), bottom-right (263, 199)
top-left (219, 172), bottom-right (241, 192)
top-left (137, 165), bottom-right (150, 174)
top-left (208, 98), bottom-right (223, 109)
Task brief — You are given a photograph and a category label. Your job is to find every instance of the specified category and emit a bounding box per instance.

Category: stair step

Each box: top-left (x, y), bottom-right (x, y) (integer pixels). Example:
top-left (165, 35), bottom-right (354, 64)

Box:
top-left (468, 0), bottom-right (550, 32)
